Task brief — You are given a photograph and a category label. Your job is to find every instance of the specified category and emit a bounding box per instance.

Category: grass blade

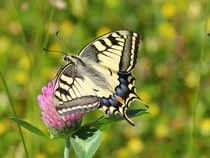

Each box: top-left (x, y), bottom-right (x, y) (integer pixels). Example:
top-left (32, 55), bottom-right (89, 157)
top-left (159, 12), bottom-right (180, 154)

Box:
top-left (11, 117), bottom-right (49, 138)
top-left (0, 70), bottom-right (29, 158)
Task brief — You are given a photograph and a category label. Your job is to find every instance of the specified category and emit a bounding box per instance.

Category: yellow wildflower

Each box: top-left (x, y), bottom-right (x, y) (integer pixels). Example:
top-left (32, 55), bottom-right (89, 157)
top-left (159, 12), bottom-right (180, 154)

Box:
top-left (15, 71), bottom-right (29, 85)
top-left (155, 122), bottom-right (169, 139)
top-left (127, 137), bottom-right (144, 153)
top-left (48, 42), bottom-right (62, 58)
top-left (59, 21), bottom-right (75, 37)
top-left (184, 71), bottom-right (197, 88)
top-left (158, 22), bottom-right (176, 40)
top-left (207, 17), bottom-right (210, 32)
top-left (200, 118), bottom-right (210, 137)
top-left (0, 118), bottom-right (12, 135)
top-left (96, 27), bottom-right (111, 37)
top-left (115, 147), bottom-right (129, 158)
top-left (161, 2), bottom-right (176, 19)
top-left (149, 102), bottom-right (160, 117)
top-left (138, 91), bottom-right (151, 103)
top-left (18, 54), bottom-right (31, 71)
top-left (35, 153), bottom-right (47, 158)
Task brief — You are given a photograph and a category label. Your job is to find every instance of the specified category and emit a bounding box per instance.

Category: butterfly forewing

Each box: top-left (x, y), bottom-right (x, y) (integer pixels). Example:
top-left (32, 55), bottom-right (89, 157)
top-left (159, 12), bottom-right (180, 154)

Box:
top-left (79, 30), bottom-right (140, 73)
top-left (53, 63), bottom-right (100, 114)
top-left (53, 30), bottom-right (141, 126)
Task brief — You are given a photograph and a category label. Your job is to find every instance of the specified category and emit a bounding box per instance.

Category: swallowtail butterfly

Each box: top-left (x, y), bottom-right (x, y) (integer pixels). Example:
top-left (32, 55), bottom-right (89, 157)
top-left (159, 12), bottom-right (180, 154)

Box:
top-left (53, 30), bottom-right (142, 126)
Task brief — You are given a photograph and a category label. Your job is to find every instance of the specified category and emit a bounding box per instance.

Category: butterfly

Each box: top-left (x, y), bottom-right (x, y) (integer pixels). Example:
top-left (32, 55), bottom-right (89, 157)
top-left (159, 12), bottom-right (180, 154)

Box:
top-left (53, 30), bottom-right (142, 126)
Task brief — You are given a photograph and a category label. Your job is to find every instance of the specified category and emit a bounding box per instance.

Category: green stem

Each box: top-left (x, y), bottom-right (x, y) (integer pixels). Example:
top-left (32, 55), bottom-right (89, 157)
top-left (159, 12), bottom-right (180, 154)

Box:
top-left (189, 1), bottom-right (209, 157)
top-left (64, 138), bottom-right (70, 158)
top-left (0, 70), bottom-right (29, 158)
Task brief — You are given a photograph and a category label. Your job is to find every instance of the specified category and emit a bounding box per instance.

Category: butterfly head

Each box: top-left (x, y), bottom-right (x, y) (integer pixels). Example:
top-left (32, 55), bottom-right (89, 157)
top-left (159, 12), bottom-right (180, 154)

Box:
top-left (62, 54), bottom-right (85, 66)
top-left (62, 54), bottom-right (72, 62)
top-left (62, 54), bottom-right (76, 64)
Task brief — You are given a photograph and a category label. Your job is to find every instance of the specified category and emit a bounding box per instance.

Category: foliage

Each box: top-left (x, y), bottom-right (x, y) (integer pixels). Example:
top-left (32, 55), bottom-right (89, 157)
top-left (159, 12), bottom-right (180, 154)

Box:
top-left (0, 0), bottom-right (210, 157)
top-left (10, 109), bottom-right (147, 157)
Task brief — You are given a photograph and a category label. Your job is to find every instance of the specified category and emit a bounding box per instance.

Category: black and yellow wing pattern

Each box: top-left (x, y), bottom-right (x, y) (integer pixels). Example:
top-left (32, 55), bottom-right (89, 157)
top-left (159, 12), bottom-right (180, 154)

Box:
top-left (53, 30), bottom-right (141, 125)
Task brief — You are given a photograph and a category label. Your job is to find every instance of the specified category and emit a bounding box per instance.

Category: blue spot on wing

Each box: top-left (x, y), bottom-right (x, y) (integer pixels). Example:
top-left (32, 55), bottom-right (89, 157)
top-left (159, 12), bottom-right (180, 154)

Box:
top-left (101, 97), bottom-right (109, 105)
top-left (119, 84), bottom-right (128, 92)
top-left (108, 95), bottom-right (116, 105)
top-left (116, 87), bottom-right (123, 96)
top-left (99, 73), bottom-right (132, 106)
top-left (119, 77), bottom-right (127, 84)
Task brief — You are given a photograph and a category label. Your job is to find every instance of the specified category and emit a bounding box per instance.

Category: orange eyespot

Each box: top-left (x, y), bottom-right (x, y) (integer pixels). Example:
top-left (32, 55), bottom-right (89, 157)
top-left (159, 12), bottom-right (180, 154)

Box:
top-left (116, 96), bottom-right (124, 104)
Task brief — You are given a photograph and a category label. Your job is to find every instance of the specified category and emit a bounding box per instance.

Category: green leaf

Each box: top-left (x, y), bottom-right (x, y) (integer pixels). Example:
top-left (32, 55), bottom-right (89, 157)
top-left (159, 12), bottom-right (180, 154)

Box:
top-left (104, 108), bottom-right (149, 122)
top-left (87, 108), bottom-right (149, 130)
top-left (71, 127), bottom-right (102, 158)
top-left (11, 117), bottom-right (49, 138)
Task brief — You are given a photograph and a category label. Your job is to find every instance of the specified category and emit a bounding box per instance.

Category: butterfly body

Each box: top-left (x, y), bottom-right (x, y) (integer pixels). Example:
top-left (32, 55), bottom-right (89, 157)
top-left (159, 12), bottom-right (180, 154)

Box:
top-left (53, 30), bottom-right (141, 126)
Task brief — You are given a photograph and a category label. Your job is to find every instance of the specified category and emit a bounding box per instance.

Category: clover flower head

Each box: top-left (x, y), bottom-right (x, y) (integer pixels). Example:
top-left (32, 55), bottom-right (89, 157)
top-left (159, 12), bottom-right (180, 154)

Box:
top-left (38, 79), bottom-right (83, 137)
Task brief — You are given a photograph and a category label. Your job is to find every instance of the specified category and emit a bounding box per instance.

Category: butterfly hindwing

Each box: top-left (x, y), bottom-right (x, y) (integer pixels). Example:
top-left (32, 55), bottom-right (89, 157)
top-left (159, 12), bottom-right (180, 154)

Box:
top-left (98, 72), bottom-right (139, 125)
top-left (53, 30), bottom-right (141, 125)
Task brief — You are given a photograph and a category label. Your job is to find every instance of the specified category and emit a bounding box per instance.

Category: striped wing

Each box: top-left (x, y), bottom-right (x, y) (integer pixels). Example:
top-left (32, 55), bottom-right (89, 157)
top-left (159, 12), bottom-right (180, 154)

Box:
top-left (53, 30), bottom-right (141, 126)
top-left (79, 30), bottom-right (140, 73)
top-left (53, 63), bottom-right (100, 114)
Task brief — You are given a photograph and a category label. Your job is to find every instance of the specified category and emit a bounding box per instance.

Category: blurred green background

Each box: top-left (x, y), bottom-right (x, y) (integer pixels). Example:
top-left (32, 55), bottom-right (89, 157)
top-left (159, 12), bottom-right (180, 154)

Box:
top-left (0, 0), bottom-right (210, 157)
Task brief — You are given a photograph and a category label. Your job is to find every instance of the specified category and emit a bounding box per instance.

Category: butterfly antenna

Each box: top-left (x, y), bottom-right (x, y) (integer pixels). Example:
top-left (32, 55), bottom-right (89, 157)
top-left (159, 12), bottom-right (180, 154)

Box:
top-left (43, 47), bottom-right (65, 55)
top-left (43, 31), bottom-right (69, 56)
top-left (56, 31), bottom-right (68, 55)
